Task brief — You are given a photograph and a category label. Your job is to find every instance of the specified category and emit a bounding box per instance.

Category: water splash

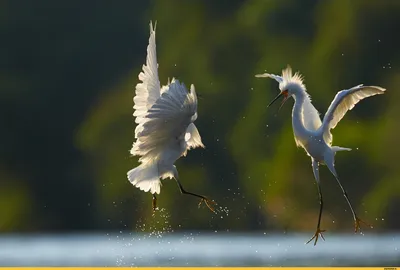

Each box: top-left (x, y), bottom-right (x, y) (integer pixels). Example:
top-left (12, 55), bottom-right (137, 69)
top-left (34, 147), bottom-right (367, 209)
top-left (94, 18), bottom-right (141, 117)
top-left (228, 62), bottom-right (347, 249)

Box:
top-left (114, 208), bottom-right (174, 266)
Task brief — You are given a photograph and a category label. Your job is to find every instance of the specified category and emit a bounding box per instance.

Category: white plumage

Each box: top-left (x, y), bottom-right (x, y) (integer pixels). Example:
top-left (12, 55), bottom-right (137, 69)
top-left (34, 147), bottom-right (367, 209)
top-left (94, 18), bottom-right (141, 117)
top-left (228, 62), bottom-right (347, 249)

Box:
top-left (321, 84), bottom-right (386, 145)
top-left (256, 69), bottom-right (322, 148)
top-left (127, 22), bottom-right (212, 211)
top-left (256, 66), bottom-right (385, 245)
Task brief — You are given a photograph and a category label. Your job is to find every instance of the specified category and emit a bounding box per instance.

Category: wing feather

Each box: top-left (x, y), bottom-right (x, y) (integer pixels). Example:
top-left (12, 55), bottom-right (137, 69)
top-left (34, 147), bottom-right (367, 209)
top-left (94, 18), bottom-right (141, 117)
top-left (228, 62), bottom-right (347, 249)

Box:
top-left (322, 85), bottom-right (386, 145)
top-left (133, 22), bottom-right (161, 137)
top-left (182, 123), bottom-right (204, 156)
top-left (131, 80), bottom-right (199, 163)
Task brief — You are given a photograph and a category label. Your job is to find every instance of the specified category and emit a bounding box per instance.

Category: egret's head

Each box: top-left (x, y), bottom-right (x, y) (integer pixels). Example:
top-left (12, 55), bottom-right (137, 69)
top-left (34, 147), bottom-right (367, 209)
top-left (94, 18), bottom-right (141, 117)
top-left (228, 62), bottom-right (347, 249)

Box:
top-left (255, 66), bottom-right (306, 110)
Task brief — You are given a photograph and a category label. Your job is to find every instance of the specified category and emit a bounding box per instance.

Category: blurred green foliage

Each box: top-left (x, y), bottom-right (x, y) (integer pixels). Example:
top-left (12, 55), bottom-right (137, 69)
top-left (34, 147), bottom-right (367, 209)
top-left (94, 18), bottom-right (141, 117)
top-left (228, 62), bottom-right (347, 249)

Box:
top-left (1, 0), bottom-right (399, 233)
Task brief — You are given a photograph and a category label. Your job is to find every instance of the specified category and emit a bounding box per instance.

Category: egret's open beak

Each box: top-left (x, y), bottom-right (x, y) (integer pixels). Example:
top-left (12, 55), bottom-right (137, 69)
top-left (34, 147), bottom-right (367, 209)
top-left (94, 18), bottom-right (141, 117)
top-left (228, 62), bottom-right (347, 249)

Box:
top-left (267, 90), bottom-right (289, 111)
top-left (278, 95), bottom-right (289, 111)
top-left (267, 92), bottom-right (283, 107)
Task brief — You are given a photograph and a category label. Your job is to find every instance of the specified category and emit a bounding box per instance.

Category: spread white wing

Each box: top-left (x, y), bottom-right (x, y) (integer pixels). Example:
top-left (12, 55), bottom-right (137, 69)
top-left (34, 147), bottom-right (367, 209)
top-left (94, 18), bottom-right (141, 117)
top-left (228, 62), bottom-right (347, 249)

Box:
top-left (133, 22), bottom-right (161, 137)
top-left (131, 80), bottom-right (200, 163)
top-left (322, 85), bottom-right (386, 145)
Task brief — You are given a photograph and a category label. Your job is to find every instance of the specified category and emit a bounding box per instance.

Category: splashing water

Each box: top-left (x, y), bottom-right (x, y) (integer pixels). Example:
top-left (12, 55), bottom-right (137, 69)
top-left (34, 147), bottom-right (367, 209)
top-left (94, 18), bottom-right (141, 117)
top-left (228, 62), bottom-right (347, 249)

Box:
top-left (114, 208), bottom-right (174, 266)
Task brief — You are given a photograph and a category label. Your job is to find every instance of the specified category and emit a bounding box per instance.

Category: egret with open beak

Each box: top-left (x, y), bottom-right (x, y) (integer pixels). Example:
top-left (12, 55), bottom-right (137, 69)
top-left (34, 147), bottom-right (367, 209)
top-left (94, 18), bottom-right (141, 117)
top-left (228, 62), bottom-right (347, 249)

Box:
top-left (256, 66), bottom-right (385, 245)
top-left (267, 89), bottom-right (289, 111)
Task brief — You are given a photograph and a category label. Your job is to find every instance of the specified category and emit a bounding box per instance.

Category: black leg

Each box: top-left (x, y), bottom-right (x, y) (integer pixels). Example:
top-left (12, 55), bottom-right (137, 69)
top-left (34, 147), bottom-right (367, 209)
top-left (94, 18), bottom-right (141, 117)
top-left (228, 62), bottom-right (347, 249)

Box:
top-left (175, 178), bottom-right (216, 213)
top-left (307, 160), bottom-right (326, 245)
top-left (317, 183), bottom-right (323, 229)
top-left (334, 176), bottom-right (357, 219)
top-left (326, 161), bottom-right (371, 233)
top-left (307, 182), bottom-right (326, 245)
top-left (333, 176), bottom-right (370, 232)
top-left (152, 194), bottom-right (157, 211)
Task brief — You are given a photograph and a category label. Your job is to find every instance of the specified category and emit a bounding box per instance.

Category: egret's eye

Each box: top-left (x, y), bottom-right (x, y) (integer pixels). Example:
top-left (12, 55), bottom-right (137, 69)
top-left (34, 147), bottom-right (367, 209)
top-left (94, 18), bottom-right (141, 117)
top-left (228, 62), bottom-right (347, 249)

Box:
top-left (282, 90), bottom-right (289, 97)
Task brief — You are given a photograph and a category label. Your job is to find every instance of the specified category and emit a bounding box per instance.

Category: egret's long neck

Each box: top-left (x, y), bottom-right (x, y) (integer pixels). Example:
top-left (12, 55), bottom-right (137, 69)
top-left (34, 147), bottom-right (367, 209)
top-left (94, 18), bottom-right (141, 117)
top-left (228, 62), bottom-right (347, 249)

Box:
top-left (291, 91), bottom-right (308, 135)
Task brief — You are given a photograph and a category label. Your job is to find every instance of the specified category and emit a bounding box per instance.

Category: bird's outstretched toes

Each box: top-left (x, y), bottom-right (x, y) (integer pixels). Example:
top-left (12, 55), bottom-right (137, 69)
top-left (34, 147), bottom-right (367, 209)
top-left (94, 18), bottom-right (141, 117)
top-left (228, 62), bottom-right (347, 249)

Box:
top-left (198, 197), bottom-right (217, 213)
top-left (306, 227), bottom-right (326, 246)
top-left (354, 216), bottom-right (372, 233)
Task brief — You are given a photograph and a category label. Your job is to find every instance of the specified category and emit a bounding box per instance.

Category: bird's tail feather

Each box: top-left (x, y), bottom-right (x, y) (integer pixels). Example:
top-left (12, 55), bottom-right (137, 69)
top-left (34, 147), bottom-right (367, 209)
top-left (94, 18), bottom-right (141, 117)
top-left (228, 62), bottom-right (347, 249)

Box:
top-left (332, 146), bottom-right (352, 152)
top-left (127, 163), bottom-right (161, 194)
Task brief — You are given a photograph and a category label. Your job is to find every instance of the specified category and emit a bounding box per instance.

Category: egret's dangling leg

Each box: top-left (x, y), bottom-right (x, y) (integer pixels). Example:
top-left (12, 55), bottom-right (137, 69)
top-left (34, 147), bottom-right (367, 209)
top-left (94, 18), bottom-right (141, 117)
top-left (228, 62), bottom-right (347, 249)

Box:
top-left (325, 156), bottom-right (369, 232)
top-left (152, 194), bottom-right (157, 212)
top-left (307, 159), bottom-right (326, 245)
top-left (174, 178), bottom-right (216, 213)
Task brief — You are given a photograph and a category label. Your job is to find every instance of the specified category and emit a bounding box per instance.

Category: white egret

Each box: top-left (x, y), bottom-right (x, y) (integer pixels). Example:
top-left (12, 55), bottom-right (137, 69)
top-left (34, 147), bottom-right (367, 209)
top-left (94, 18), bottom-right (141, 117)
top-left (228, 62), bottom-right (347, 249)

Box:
top-left (256, 66), bottom-right (385, 245)
top-left (127, 22), bottom-right (215, 213)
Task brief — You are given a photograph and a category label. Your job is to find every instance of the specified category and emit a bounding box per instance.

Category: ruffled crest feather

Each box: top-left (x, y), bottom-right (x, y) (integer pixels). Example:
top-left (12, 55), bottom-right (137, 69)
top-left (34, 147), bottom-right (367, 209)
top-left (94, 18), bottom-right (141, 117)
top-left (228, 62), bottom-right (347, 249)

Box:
top-left (280, 65), bottom-right (306, 91)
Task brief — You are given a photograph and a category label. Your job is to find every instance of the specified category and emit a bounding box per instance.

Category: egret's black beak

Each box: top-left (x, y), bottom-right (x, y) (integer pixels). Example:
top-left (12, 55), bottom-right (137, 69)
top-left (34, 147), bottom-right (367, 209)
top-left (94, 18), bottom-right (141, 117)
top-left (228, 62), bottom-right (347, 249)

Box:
top-left (267, 92), bottom-right (283, 107)
top-left (268, 90), bottom-right (289, 111)
top-left (278, 95), bottom-right (289, 111)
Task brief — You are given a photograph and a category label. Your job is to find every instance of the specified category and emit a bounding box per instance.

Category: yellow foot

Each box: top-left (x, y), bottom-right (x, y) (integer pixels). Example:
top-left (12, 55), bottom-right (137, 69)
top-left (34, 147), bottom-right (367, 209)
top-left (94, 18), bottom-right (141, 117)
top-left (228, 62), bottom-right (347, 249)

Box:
top-left (198, 197), bottom-right (217, 213)
top-left (354, 216), bottom-right (372, 233)
top-left (306, 227), bottom-right (326, 246)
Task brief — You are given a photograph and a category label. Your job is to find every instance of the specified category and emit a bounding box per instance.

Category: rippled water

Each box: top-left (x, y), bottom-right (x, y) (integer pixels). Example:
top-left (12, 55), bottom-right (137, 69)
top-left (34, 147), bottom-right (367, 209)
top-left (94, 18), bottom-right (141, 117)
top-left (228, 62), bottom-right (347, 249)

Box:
top-left (0, 233), bottom-right (399, 266)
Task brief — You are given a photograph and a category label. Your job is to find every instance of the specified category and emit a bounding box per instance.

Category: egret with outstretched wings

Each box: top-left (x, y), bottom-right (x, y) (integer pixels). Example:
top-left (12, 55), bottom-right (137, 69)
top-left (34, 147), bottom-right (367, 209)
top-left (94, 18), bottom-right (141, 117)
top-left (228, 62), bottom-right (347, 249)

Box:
top-left (128, 22), bottom-right (215, 213)
top-left (256, 66), bottom-right (385, 245)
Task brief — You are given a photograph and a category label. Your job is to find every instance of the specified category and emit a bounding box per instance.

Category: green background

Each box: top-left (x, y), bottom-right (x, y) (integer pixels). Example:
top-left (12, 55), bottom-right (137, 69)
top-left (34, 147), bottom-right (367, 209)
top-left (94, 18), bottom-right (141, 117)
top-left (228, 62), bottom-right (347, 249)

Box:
top-left (1, 0), bottom-right (399, 234)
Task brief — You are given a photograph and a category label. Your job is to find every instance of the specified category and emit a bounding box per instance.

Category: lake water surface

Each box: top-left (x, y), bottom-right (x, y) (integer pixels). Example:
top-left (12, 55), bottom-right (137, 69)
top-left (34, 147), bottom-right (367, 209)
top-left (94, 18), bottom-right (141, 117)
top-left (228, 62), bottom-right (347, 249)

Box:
top-left (1, 233), bottom-right (399, 266)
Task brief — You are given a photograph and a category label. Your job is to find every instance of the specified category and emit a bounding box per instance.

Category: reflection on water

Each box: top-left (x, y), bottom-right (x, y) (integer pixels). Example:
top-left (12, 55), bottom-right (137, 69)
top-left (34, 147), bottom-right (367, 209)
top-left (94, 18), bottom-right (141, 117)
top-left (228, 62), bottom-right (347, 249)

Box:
top-left (0, 233), bottom-right (399, 266)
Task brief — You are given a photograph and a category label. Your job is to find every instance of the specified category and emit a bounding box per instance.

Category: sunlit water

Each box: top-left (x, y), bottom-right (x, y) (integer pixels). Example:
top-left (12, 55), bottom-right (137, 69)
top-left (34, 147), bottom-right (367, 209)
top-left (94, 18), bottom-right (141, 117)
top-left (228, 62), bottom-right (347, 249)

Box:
top-left (0, 233), bottom-right (399, 266)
